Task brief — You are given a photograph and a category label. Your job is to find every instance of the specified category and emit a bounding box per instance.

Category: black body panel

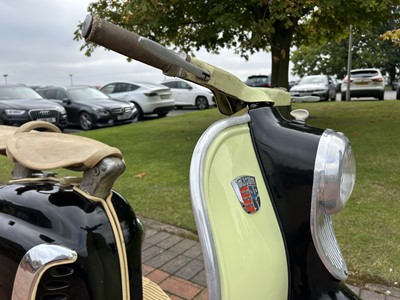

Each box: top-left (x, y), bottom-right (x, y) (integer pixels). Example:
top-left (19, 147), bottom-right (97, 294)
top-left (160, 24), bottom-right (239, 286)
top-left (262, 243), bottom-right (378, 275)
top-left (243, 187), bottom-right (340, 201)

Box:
top-left (0, 181), bottom-right (143, 300)
top-left (248, 105), bottom-right (360, 299)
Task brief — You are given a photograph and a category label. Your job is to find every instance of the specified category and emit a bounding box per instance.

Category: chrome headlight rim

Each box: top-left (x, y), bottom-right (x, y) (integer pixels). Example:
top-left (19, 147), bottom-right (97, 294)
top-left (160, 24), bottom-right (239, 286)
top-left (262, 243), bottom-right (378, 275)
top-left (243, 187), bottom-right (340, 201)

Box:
top-left (311, 128), bottom-right (356, 281)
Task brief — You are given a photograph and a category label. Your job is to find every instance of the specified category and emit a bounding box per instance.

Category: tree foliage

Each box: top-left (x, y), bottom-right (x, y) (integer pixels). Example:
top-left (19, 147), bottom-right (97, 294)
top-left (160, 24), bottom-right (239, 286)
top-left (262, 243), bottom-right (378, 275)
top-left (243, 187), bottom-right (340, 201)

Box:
top-left (291, 14), bottom-right (400, 86)
top-left (381, 29), bottom-right (400, 46)
top-left (74, 0), bottom-right (399, 89)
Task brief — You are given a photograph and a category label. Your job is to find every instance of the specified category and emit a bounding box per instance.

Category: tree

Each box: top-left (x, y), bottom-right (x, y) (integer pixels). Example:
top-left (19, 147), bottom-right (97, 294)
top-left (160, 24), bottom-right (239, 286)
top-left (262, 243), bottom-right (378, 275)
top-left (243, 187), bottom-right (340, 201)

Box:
top-left (75, 0), bottom-right (398, 89)
top-left (292, 17), bottom-right (400, 88)
top-left (381, 29), bottom-right (400, 46)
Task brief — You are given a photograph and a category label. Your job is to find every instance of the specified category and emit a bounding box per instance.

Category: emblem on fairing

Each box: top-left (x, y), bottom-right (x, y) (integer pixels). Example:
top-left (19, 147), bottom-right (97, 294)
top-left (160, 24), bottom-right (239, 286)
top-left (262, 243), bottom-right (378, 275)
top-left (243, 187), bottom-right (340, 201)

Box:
top-left (231, 176), bottom-right (260, 214)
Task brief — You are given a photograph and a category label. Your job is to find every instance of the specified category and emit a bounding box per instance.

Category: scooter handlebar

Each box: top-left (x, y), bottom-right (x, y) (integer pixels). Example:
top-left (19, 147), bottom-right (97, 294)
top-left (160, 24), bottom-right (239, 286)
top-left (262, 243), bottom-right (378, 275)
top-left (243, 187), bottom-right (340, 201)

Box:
top-left (81, 14), bottom-right (288, 116)
top-left (82, 15), bottom-right (210, 80)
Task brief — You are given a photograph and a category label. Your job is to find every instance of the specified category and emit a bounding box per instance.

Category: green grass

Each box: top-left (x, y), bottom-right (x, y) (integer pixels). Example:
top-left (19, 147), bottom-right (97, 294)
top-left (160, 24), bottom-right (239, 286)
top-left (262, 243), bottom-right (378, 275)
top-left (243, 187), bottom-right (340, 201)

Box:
top-left (295, 101), bottom-right (400, 287)
top-left (1, 101), bottom-right (399, 287)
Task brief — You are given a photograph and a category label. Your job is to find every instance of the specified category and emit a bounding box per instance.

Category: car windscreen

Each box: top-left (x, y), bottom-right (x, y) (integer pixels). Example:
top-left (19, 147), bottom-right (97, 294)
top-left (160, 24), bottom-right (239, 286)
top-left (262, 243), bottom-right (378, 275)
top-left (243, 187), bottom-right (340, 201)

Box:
top-left (351, 71), bottom-right (379, 78)
top-left (248, 76), bottom-right (269, 84)
top-left (68, 87), bottom-right (110, 101)
top-left (0, 86), bottom-right (43, 100)
top-left (299, 76), bottom-right (326, 84)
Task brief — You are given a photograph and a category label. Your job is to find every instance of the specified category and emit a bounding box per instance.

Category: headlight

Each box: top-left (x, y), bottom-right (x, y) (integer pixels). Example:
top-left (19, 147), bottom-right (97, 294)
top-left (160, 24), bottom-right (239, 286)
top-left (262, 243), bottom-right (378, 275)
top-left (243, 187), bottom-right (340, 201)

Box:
top-left (95, 108), bottom-right (110, 116)
top-left (57, 106), bottom-right (66, 114)
top-left (311, 129), bottom-right (356, 281)
top-left (5, 109), bottom-right (26, 116)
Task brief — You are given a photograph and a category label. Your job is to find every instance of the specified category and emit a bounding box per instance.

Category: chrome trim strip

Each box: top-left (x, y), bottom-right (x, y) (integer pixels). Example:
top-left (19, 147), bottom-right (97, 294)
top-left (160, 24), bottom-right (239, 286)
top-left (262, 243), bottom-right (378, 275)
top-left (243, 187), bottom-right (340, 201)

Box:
top-left (12, 244), bottom-right (77, 300)
top-left (190, 113), bottom-right (251, 300)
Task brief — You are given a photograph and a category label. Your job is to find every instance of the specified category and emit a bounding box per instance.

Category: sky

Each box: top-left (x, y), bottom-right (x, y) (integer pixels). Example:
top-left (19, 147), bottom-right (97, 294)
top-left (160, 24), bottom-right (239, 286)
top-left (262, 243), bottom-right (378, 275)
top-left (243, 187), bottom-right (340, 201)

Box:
top-left (0, 0), bottom-right (285, 87)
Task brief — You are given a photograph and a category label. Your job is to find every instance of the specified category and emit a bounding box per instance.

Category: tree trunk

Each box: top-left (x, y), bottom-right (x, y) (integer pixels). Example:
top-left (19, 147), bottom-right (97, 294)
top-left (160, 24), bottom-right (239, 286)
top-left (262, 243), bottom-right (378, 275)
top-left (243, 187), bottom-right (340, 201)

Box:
top-left (270, 25), bottom-right (294, 91)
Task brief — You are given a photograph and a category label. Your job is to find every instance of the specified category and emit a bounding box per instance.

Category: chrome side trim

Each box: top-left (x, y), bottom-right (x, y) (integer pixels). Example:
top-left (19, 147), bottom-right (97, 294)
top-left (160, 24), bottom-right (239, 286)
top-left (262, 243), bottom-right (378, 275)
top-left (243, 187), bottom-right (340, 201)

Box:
top-left (189, 113), bottom-right (251, 300)
top-left (12, 244), bottom-right (77, 300)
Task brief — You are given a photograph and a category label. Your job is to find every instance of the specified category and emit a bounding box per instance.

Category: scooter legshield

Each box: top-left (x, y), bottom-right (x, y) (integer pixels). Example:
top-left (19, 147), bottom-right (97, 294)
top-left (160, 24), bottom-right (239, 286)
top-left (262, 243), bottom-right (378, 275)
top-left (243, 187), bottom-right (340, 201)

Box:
top-left (190, 113), bottom-right (289, 300)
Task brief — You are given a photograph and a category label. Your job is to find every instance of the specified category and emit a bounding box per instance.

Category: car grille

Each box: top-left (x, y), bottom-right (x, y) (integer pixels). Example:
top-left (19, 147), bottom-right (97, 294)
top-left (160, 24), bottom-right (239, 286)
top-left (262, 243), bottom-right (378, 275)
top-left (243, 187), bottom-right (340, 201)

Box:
top-left (29, 109), bottom-right (59, 121)
top-left (111, 107), bottom-right (133, 114)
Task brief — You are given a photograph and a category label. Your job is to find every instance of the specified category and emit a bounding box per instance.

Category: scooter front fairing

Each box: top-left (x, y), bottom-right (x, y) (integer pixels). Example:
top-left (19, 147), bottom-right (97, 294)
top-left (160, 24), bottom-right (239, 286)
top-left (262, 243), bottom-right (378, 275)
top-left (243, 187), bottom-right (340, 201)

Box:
top-left (191, 104), bottom-right (359, 300)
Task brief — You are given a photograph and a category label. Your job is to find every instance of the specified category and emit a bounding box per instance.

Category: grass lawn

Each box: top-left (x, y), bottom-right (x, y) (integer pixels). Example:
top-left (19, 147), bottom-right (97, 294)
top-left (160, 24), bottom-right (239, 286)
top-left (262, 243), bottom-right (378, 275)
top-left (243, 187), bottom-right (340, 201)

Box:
top-left (0, 100), bottom-right (399, 287)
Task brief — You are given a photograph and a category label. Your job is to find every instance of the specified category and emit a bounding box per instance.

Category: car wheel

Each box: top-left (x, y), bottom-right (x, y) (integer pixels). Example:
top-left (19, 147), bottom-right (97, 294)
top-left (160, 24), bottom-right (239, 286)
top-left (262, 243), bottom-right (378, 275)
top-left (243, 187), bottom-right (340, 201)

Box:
top-left (196, 96), bottom-right (209, 110)
top-left (134, 105), bottom-right (144, 121)
top-left (378, 92), bottom-right (384, 100)
top-left (396, 89), bottom-right (400, 100)
top-left (79, 112), bottom-right (94, 130)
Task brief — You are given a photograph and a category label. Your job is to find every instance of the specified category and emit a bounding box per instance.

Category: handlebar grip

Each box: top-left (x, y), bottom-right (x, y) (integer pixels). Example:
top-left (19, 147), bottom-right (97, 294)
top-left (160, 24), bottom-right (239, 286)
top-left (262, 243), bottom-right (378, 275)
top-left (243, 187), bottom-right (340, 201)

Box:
top-left (82, 15), bottom-right (174, 74)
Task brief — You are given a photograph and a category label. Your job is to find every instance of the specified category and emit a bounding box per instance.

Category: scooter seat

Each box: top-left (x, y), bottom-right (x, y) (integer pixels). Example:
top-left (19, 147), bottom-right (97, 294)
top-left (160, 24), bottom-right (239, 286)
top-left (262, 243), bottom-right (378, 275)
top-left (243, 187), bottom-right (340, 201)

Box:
top-left (5, 130), bottom-right (122, 171)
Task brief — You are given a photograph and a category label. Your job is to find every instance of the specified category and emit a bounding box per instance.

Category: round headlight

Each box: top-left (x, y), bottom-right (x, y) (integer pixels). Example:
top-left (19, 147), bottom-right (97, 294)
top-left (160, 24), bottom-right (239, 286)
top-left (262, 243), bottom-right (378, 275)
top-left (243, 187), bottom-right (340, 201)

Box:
top-left (311, 129), bottom-right (356, 281)
top-left (314, 129), bottom-right (356, 215)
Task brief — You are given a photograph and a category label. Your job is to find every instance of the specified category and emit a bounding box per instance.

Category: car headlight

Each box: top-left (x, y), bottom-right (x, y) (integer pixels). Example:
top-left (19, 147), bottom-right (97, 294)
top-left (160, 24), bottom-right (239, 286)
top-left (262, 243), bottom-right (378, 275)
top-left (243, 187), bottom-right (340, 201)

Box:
top-left (57, 106), bottom-right (67, 114)
top-left (310, 129), bottom-right (356, 281)
top-left (95, 108), bottom-right (110, 116)
top-left (5, 109), bottom-right (26, 116)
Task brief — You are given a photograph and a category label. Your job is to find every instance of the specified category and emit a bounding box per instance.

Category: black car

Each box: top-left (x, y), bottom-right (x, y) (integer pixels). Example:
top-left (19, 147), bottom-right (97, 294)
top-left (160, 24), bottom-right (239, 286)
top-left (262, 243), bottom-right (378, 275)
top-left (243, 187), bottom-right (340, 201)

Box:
top-left (0, 84), bottom-right (67, 129)
top-left (37, 85), bottom-right (137, 130)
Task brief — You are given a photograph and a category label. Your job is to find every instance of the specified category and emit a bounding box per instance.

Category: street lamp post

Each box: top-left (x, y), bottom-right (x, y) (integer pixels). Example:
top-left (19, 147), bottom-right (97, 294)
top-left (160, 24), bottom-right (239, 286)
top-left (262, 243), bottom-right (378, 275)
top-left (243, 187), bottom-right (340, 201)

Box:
top-left (69, 74), bottom-right (73, 86)
top-left (345, 25), bottom-right (353, 101)
top-left (3, 74), bottom-right (8, 85)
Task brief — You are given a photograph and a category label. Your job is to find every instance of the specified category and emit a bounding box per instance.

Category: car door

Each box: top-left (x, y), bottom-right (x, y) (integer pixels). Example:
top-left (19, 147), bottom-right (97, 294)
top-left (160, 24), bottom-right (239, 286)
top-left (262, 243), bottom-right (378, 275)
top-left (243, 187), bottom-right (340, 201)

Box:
top-left (54, 89), bottom-right (79, 125)
top-left (163, 81), bottom-right (188, 106)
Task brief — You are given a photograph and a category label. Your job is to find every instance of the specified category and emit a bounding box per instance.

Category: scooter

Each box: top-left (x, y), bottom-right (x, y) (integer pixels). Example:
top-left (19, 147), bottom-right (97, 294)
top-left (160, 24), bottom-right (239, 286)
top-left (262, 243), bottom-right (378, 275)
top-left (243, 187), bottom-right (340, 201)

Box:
top-left (0, 14), bottom-right (360, 300)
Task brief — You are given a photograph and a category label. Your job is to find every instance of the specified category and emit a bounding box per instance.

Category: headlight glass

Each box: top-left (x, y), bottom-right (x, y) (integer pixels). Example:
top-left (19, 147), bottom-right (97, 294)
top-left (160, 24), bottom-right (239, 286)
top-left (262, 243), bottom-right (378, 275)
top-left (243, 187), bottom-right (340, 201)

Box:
top-left (311, 129), bottom-right (356, 281)
top-left (95, 108), bottom-right (110, 116)
top-left (5, 109), bottom-right (26, 116)
top-left (57, 106), bottom-right (67, 114)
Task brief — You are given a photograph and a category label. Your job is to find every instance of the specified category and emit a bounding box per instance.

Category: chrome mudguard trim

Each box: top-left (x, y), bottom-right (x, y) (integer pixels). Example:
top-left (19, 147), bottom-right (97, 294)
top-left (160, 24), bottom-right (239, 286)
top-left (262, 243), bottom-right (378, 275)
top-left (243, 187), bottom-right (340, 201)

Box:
top-left (12, 244), bottom-right (77, 300)
top-left (189, 113), bottom-right (251, 300)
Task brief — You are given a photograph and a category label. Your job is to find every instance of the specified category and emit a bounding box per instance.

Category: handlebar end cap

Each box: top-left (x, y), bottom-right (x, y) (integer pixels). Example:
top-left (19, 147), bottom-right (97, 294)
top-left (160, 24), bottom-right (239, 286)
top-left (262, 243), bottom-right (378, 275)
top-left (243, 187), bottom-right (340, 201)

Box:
top-left (82, 14), bottom-right (93, 39)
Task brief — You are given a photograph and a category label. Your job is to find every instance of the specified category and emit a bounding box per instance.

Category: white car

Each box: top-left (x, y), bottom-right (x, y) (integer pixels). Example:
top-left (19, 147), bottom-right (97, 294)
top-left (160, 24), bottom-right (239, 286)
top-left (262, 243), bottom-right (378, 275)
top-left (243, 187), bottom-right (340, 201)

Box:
top-left (160, 79), bottom-right (215, 109)
top-left (100, 81), bottom-right (175, 120)
top-left (341, 68), bottom-right (385, 100)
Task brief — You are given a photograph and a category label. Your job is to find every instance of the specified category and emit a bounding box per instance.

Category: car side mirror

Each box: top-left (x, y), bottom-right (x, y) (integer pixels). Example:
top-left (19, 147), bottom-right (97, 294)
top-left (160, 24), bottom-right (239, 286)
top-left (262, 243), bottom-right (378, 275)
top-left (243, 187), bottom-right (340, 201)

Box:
top-left (62, 98), bottom-right (71, 104)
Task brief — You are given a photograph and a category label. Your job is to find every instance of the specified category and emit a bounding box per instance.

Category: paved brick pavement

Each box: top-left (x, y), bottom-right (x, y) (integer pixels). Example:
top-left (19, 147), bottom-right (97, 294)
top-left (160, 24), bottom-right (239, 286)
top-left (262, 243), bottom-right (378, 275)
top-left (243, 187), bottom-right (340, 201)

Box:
top-left (140, 217), bottom-right (400, 300)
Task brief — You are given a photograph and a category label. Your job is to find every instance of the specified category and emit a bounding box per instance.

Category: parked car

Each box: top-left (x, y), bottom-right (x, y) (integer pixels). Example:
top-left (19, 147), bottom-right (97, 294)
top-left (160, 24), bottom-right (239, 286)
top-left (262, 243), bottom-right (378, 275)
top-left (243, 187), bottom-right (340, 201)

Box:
top-left (244, 75), bottom-right (272, 88)
top-left (100, 81), bottom-right (175, 120)
top-left (341, 68), bottom-right (385, 100)
top-left (37, 85), bottom-right (137, 130)
top-left (159, 79), bottom-right (215, 109)
top-left (289, 75), bottom-right (336, 101)
top-left (0, 84), bottom-right (67, 129)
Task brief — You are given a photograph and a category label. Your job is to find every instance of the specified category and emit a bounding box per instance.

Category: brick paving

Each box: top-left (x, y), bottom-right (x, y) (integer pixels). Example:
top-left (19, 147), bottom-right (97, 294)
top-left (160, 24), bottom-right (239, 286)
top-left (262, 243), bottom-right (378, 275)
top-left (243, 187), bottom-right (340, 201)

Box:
top-left (140, 217), bottom-right (400, 300)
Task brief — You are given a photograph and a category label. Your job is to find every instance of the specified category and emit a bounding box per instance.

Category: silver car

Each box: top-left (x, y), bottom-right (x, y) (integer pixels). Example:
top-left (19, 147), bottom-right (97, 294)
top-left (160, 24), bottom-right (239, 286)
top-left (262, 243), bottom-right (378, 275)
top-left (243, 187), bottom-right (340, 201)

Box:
top-left (290, 75), bottom-right (336, 101)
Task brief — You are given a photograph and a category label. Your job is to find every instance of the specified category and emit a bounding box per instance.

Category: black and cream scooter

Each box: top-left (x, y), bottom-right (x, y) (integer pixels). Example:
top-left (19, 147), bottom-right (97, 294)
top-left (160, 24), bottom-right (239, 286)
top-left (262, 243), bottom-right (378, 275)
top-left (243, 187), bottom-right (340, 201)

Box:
top-left (0, 15), bottom-right (359, 300)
